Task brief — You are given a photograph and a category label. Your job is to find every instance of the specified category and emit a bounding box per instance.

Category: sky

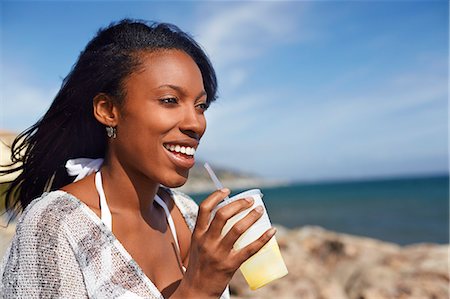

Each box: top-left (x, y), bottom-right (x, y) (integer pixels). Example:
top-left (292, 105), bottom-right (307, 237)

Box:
top-left (0, 0), bottom-right (448, 182)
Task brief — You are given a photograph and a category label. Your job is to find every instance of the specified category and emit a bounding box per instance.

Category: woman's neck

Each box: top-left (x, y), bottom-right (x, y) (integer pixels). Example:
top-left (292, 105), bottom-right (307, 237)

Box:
top-left (100, 155), bottom-right (160, 216)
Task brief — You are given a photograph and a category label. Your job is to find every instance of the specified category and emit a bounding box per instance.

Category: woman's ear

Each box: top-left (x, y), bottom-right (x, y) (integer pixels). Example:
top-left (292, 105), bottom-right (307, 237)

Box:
top-left (93, 93), bottom-right (119, 126)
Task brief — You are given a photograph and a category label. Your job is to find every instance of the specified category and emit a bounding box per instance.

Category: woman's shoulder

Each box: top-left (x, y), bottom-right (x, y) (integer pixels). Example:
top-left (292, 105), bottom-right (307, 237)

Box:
top-left (22, 190), bottom-right (81, 216)
top-left (1, 191), bottom-right (90, 297)
top-left (7, 190), bottom-right (110, 265)
top-left (15, 191), bottom-right (84, 234)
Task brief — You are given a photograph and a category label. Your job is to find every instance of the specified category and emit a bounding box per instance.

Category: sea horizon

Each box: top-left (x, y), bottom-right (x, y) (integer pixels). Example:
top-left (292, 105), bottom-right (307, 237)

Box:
top-left (189, 174), bottom-right (449, 246)
top-left (282, 171), bottom-right (449, 187)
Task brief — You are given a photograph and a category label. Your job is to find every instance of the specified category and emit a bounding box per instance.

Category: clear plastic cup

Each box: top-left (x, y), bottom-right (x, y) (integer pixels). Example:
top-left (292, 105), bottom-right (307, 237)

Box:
top-left (211, 189), bottom-right (288, 290)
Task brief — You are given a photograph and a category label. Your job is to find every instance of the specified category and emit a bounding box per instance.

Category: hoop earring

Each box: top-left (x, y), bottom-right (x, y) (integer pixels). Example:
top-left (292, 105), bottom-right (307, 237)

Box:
top-left (106, 126), bottom-right (117, 139)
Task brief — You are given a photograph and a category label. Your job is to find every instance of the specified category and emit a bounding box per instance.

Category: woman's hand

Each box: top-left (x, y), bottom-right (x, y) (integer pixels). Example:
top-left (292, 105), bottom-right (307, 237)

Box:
top-left (175, 188), bottom-right (276, 298)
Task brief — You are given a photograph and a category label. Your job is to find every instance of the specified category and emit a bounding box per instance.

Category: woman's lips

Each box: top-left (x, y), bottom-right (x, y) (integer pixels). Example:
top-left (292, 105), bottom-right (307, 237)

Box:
top-left (163, 143), bottom-right (196, 169)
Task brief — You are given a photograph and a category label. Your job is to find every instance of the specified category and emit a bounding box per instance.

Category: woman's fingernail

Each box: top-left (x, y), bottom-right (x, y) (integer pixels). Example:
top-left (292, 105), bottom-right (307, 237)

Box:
top-left (269, 227), bottom-right (277, 237)
top-left (255, 206), bottom-right (263, 213)
top-left (245, 197), bottom-right (254, 203)
top-left (220, 188), bottom-right (230, 194)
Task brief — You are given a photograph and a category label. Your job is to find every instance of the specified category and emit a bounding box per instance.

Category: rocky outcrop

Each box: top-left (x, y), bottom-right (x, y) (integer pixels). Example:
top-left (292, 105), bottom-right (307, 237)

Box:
top-left (229, 226), bottom-right (449, 299)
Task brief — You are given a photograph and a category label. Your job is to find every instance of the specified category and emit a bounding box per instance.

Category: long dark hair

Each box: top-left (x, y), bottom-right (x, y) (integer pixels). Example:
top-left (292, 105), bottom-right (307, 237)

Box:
top-left (1, 19), bottom-right (217, 215)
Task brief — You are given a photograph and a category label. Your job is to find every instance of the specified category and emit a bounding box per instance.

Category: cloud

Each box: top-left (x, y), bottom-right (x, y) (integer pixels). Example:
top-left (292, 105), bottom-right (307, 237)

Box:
top-left (198, 54), bottom-right (448, 180)
top-left (195, 2), bottom-right (307, 68)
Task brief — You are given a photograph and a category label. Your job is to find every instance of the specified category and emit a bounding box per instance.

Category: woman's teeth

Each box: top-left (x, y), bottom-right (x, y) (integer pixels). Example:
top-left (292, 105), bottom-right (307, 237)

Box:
top-left (164, 144), bottom-right (196, 156)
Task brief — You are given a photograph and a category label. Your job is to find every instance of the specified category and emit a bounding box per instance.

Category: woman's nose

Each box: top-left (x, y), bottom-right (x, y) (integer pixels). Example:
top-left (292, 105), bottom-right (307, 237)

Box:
top-left (179, 106), bottom-right (205, 140)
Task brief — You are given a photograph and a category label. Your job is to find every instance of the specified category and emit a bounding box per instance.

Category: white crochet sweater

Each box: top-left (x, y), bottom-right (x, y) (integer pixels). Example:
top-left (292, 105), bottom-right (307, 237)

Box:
top-left (0, 190), bottom-right (230, 298)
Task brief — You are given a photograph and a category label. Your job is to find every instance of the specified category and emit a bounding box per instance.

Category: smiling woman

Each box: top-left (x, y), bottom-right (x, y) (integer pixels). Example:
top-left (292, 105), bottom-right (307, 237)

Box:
top-left (0, 19), bottom-right (275, 298)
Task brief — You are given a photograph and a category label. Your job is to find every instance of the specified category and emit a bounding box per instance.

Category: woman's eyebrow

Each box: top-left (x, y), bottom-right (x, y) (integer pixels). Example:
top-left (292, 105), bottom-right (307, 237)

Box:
top-left (158, 84), bottom-right (206, 100)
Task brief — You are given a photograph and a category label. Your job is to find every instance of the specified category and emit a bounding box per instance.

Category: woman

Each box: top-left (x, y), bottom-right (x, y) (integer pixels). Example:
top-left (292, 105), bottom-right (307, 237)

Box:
top-left (0, 19), bottom-right (275, 298)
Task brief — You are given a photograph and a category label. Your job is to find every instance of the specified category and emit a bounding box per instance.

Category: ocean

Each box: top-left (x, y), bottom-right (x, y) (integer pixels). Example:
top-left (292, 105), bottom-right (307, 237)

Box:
top-left (189, 175), bottom-right (449, 245)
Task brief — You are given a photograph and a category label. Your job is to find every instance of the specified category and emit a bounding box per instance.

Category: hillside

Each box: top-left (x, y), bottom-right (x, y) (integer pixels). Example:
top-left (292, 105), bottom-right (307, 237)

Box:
top-left (175, 161), bottom-right (277, 194)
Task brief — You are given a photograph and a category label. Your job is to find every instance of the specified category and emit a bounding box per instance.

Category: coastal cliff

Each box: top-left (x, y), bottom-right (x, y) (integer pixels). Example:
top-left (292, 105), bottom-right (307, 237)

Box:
top-left (229, 225), bottom-right (448, 299)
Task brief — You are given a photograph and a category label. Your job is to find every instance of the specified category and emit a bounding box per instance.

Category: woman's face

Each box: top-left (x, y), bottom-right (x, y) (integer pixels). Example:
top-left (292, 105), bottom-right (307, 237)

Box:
top-left (112, 49), bottom-right (208, 187)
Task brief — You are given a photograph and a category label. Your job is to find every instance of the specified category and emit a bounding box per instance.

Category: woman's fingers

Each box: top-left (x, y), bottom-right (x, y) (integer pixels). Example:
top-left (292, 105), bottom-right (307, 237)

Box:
top-left (220, 206), bottom-right (264, 249)
top-left (234, 227), bottom-right (277, 265)
top-left (195, 188), bottom-right (230, 231)
top-left (208, 197), bottom-right (254, 238)
top-left (186, 191), bottom-right (278, 297)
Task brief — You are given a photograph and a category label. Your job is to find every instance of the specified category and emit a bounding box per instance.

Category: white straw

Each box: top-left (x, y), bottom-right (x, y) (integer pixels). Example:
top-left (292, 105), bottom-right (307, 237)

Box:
top-left (204, 163), bottom-right (224, 189)
top-left (204, 162), bottom-right (230, 202)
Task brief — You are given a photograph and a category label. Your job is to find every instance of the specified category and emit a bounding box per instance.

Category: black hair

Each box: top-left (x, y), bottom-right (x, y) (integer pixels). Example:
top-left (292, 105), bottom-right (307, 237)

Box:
top-left (1, 19), bottom-right (217, 215)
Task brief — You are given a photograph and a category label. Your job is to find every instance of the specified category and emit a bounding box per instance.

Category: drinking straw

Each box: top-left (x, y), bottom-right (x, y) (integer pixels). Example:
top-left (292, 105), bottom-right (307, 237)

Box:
top-left (204, 162), bottom-right (231, 203)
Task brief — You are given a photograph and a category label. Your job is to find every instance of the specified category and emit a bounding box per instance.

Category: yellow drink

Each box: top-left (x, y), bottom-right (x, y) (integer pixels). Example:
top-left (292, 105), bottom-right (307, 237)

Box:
top-left (239, 237), bottom-right (288, 290)
top-left (213, 189), bottom-right (288, 290)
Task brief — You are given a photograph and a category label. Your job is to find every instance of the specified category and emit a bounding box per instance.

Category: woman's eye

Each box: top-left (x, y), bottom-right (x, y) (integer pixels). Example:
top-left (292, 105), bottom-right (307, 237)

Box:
top-left (160, 97), bottom-right (178, 105)
top-left (197, 102), bottom-right (209, 111)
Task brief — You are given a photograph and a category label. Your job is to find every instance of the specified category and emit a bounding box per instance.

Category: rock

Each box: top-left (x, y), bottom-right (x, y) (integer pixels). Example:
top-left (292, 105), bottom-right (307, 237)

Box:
top-left (1, 223), bottom-right (448, 298)
top-left (229, 226), bottom-right (449, 299)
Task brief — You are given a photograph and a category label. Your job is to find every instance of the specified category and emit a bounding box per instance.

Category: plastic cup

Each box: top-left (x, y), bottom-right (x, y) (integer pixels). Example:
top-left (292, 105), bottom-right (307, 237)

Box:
top-left (211, 189), bottom-right (288, 290)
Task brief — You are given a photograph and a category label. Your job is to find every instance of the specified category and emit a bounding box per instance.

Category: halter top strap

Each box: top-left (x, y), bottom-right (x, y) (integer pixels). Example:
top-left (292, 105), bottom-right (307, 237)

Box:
top-left (94, 171), bottom-right (182, 257)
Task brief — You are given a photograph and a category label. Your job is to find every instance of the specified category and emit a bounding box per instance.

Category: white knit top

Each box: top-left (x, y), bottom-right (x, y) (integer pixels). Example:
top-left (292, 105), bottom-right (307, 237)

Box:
top-left (0, 190), bottom-right (230, 298)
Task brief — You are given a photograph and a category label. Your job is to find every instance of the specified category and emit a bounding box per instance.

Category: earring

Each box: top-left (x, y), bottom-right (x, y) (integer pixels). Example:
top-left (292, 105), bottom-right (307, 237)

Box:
top-left (106, 126), bottom-right (117, 139)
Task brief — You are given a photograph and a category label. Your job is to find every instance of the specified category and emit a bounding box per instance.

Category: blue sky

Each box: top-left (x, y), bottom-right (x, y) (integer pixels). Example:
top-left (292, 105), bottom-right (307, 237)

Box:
top-left (1, 1), bottom-right (448, 181)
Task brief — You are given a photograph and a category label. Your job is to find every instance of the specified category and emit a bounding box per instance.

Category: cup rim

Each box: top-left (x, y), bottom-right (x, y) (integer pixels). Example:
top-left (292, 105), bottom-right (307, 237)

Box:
top-left (229, 189), bottom-right (262, 201)
top-left (213, 189), bottom-right (263, 211)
